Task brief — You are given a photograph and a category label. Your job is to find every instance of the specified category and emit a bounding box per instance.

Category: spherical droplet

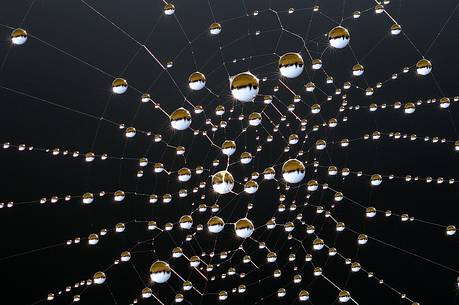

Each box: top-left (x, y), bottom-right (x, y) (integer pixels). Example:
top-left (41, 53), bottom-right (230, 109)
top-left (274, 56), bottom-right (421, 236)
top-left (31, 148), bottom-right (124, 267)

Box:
top-left (328, 26), bottom-right (350, 49)
top-left (279, 52), bottom-right (304, 78)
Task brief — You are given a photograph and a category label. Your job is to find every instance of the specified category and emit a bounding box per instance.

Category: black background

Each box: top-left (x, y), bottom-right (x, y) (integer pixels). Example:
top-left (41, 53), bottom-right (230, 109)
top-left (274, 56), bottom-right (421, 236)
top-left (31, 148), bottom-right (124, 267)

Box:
top-left (0, 0), bottom-right (458, 304)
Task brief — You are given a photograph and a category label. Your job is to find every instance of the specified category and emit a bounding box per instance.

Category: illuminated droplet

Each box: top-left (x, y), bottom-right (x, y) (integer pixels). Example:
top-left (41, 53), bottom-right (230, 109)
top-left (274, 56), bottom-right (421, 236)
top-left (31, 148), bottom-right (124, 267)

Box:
top-left (164, 3), bottom-right (175, 15)
top-left (299, 290), bottom-right (310, 301)
top-left (188, 72), bottom-right (206, 90)
top-left (230, 72), bottom-right (259, 102)
top-left (244, 180), bottom-right (258, 194)
top-left (179, 215), bottom-right (193, 229)
top-left (234, 218), bottom-right (254, 238)
top-left (312, 238), bottom-right (324, 250)
top-left (248, 112), bottom-right (262, 126)
top-left (416, 59), bottom-right (432, 75)
top-left (279, 52), bottom-right (304, 78)
top-left (93, 271), bottom-right (106, 284)
top-left (446, 225), bottom-right (456, 236)
top-left (208, 216), bottom-right (225, 233)
top-left (212, 170), bottom-right (234, 194)
top-left (177, 167), bottom-right (192, 182)
top-left (357, 234), bottom-right (368, 245)
top-left (328, 26), bottom-right (350, 48)
top-left (391, 23), bottom-right (402, 35)
top-left (209, 22), bottom-right (222, 35)
top-left (240, 152), bottom-right (253, 164)
top-left (142, 287), bottom-right (152, 298)
top-left (82, 192), bottom-right (94, 204)
top-left (338, 290), bottom-right (351, 302)
top-left (352, 63), bottom-right (364, 76)
top-left (11, 28), bottom-right (27, 45)
top-left (170, 108), bottom-right (192, 130)
top-left (150, 261), bottom-right (171, 283)
top-left (112, 78), bottom-right (128, 94)
top-left (282, 159), bottom-right (305, 183)
top-left (221, 140), bottom-right (236, 156)
top-left (311, 58), bottom-right (322, 70)
top-left (371, 174), bottom-right (382, 186)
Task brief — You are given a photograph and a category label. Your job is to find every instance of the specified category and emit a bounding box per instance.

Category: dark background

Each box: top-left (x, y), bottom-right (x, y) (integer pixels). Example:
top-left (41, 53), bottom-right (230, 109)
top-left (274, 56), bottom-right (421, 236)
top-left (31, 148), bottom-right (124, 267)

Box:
top-left (0, 0), bottom-right (458, 304)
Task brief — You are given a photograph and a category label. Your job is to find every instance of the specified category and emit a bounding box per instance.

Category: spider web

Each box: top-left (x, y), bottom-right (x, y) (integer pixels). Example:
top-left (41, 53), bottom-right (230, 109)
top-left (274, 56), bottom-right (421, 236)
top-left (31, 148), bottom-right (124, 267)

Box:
top-left (0, 0), bottom-right (458, 305)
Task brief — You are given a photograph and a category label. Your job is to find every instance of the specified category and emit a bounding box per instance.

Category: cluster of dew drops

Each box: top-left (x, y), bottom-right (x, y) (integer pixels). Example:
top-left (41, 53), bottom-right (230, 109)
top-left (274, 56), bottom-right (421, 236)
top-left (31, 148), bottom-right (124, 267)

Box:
top-left (3, 1), bottom-right (459, 305)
